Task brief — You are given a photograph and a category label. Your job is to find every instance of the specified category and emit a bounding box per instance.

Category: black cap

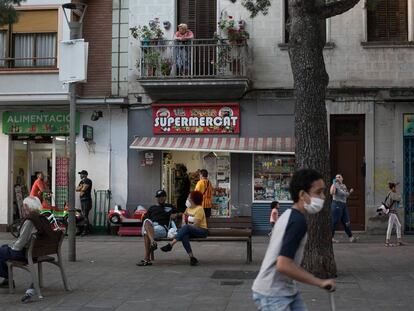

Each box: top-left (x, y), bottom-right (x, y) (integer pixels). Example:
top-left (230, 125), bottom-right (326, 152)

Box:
top-left (155, 190), bottom-right (167, 198)
top-left (78, 170), bottom-right (88, 175)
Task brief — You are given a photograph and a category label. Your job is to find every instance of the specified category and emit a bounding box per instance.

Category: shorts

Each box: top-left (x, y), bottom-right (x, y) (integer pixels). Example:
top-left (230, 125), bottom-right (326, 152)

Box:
top-left (142, 219), bottom-right (167, 239)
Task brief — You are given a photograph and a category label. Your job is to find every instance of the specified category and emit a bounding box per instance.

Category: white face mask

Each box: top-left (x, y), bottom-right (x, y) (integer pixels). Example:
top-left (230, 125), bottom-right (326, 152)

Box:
top-left (304, 196), bottom-right (325, 214)
top-left (185, 199), bottom-right (192, 208)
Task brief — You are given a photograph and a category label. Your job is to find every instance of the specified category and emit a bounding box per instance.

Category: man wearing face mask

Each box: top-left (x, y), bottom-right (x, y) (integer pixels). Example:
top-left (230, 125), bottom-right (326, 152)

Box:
top-left (252, 169), bottom-right (335, 311)
top-left (137, 190), bottom-right (177, 266)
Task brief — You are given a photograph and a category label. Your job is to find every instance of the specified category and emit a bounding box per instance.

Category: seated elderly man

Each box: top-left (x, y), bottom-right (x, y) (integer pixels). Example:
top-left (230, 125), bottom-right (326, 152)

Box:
top-left (137, 190), bottom-right (177, 266)
top-left (0, 196), bottom-right (59, 302)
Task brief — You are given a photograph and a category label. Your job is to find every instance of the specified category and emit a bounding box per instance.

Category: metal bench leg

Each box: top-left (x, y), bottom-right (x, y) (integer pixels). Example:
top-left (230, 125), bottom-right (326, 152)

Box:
top-left (38, 262), bottom-right (43, 288)
top-left (57, 254), bottom-right (71, 291)
top-left (247, 239), bottom-right (252, 264)
top-left (28, 264), bottom-right (43, 299)
top-left (7, 262), bottom-right (14, 294)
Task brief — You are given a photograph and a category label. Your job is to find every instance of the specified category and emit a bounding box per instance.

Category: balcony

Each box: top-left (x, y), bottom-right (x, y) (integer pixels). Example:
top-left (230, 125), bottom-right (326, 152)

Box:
top-left (0, 56), bottom-right (57, 71)
top-left (136, 39), bottom-right (250, 101)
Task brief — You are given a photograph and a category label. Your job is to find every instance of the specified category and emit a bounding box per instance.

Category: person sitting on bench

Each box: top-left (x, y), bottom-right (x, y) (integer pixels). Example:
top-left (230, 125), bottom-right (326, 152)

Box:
top-left (161, 191), bottom-right (208, 266)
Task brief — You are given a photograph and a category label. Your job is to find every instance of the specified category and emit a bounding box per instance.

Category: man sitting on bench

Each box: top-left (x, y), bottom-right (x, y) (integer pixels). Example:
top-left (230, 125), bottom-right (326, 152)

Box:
top-left (137, 190), bottom-right (177, 266)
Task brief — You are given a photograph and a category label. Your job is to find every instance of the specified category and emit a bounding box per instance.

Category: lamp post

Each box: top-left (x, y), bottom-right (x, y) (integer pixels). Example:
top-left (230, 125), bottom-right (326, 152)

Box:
top-left (62, 2), bottom-right (87, 262)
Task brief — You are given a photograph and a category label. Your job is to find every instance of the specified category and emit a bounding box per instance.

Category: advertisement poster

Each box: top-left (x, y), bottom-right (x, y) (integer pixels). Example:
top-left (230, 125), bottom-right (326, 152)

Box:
top-left (152, 103), bottom-right (240, 134)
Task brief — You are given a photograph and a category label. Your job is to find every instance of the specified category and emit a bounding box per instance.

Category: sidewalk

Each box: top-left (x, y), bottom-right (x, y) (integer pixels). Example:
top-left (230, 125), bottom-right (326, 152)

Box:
top-left (0, 232), bottom-right (413, 311)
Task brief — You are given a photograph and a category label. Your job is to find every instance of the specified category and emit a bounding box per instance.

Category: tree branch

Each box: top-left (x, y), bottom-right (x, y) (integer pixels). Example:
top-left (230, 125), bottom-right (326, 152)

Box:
top-left (318, 0), bottom-right (361, 19)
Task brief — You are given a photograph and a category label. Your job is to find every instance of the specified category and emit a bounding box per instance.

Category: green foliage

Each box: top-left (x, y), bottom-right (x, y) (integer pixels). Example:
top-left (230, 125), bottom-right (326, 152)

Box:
top-left (240, 0), bottom-right (271, 18)
top-left (0, 0), bottom-right (25, 26)
top-left (130, 18), bottom-right (164, 41)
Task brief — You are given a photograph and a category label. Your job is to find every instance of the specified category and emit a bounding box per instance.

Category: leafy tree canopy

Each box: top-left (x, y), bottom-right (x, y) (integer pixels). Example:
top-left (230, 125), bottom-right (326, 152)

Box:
top-left (0, 0), bottom-right (25, 27)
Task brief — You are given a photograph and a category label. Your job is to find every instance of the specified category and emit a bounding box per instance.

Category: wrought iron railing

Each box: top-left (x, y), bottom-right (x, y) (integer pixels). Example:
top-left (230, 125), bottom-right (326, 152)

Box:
top-left (0, 56), bottom-right (57, 69)
top-left (137, 39), bottom-right (248, 79)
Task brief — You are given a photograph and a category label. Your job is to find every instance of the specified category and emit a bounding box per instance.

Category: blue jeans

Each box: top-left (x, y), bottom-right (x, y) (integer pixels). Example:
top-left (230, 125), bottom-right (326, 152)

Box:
top-left (175, 225), bottom-right (208, 254)
top-left (0, 245), bottom-right (26, 278)
top-left (331, 200), bottom-right (353, 238)
top-left (252, 292), bottom-right (307, 311)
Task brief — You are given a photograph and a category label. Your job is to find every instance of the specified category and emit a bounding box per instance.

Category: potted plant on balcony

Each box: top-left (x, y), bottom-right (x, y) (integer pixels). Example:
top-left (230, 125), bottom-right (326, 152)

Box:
top-left (130, 17), bottom-right (165, 46)
top-left (161, 58), bottom-right (173, 76)
top-left (144, 51), bottom-right (161, 76)
top-left (218, 15), bottom-right (250, 44)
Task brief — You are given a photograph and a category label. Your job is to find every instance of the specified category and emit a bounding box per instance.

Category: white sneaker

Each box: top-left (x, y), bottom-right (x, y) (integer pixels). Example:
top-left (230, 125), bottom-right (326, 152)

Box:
top-left (332, 238), bottom-right (339, 243)
top-left (349, 236), bottom-right (358, 243)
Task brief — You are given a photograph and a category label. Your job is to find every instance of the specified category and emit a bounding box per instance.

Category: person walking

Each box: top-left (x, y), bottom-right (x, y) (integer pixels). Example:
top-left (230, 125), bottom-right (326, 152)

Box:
top-left (160, 191), bottom-right (208, 266)
top-left (76, 170), bottom-right (93, 236)
top-left (330, 174), bottom-right (357, 243)
top-left (384, 182), bottom-right (405, 247)
top-left (252, 169), bottom-right (336, 310)
top-left (268, 201), bottom-right (279, 236)
top-left (176, 165), bottom-right (191, 214)
top-left (30, 172), bottom-right (48, 202)
top-left (195, 169), bottom-right (213, 218)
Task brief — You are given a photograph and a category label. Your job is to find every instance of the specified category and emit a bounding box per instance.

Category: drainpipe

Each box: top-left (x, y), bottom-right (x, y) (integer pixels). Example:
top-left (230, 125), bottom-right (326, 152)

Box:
top-left (107, 97), bottom-right (112, 193)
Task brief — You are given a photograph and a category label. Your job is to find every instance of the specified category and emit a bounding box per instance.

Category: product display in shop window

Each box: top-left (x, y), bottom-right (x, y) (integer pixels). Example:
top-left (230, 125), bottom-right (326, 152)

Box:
top-left (253, 155), bottom-right (295, 202)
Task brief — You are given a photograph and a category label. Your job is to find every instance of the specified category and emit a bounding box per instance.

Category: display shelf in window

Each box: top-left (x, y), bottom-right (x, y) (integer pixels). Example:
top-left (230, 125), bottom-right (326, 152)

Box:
top-left (253, 154), bottom-right (295, 202)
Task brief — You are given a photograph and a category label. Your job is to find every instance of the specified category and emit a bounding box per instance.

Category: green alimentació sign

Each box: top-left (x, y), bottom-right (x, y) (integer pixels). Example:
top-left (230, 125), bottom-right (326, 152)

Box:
top-left (2, 111), bottom-right (80, 135)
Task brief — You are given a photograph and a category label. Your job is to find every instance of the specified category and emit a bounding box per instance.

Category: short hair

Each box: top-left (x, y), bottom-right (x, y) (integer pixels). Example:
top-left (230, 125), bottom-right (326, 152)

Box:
top-left (270, 201), bottom-right (279, 209)
top-left (23, 196), bottom-right (42, 212)
top-left (189, 191), bottom-right (203, 206)
top-left (289, 169), bottom-right (324, 203)
top-left (389, 182), bottom-right (396, 189)
top-left (200, 169), bottom-right (208, 178)
top-left (178, 23), bottom-right (188, 30)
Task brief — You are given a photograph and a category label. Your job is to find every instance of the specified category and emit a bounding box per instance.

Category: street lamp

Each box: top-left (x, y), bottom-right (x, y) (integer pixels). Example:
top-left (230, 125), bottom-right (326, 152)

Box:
top-left (62, 2), bottom-right (87, 262)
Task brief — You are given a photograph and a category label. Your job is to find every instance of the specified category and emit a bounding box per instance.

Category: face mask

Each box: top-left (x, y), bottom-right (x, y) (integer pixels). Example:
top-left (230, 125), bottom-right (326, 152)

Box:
top-left (185, 199), bottom-right (192, 208)
top-left (304, 196), bottom-right (325, 214)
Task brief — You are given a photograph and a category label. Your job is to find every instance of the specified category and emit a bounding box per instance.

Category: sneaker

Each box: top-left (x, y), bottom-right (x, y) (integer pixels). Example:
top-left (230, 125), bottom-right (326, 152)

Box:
top-left (349, 236), bottom-right (357, 243)
top-left (332, 238), bottom-right (339, 243)
top-left (160, 243), bottom-right (172, 252)
top-left (21, 288), bottom-right (35, 303)
top-left (190, 256), bottom-right (199, 266)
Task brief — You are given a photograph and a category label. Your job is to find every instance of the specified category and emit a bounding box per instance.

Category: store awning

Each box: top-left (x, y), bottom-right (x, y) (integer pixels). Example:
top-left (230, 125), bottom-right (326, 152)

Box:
top-left (130, 137), bottom-right (295, 154)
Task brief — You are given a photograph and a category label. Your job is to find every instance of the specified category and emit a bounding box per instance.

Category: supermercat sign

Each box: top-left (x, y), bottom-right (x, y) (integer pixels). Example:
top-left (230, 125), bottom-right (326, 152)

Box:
top-left (152, 103), bottom-right (240, 134)
top-left (2, 111), bottom-right (80, 135)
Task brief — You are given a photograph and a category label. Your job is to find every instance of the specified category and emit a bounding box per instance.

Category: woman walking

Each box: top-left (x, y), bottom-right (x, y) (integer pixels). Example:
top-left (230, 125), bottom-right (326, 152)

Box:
top-left (331, 174), bottom-right (357, 243)
top-left (384, 182), bottom-right (405, 247)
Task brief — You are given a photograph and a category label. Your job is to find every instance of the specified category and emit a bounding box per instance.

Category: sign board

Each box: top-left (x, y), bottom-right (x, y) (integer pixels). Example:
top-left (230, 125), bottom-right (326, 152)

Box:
top-left (404, 114), bottom-right (414, 136)
top-left (152, 103), bottom-right (240, 134)
top-left (83, 125), bottom-right (94, 141)
top-left (59, 39), bottom-right (89, 83)
top-left (2, 111), bottom-right (80, 135)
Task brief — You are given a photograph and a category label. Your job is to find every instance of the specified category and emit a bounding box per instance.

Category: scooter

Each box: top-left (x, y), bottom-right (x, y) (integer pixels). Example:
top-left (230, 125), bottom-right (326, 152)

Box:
top-left (107, 204), bottom-right (146, 225)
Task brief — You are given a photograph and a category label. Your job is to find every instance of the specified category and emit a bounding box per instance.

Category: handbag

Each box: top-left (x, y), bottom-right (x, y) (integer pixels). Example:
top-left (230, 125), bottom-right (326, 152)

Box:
top-left (376, 192), bottom-right (392, 216)
top-left (167, 220), bottom-right (177, 239)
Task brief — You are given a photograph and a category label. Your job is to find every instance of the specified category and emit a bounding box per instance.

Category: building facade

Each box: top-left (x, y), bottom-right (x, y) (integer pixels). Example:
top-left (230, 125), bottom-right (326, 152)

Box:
top-left (126, 0), bottom-right (414, 233)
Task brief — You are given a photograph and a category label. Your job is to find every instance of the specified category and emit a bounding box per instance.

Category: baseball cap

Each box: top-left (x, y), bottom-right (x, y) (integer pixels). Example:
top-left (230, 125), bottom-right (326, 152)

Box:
top-left (78, 170), bottom-right (88, 175)
top-left (155, 189), bottom-right (167, 198)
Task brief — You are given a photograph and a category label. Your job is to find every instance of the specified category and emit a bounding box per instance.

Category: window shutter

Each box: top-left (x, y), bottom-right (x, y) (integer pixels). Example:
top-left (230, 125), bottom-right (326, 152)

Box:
top-left (367, 0), bottom-right (407, 42)
top-left (177, 0), bottom-right (216, 39)
top-left (178, 0), bottom-right (196, 35)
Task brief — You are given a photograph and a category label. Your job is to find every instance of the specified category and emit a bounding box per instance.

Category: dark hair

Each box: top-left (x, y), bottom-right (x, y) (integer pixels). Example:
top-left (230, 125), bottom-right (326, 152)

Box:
top-left (289, 169), bottom-right (324, 203)
top-left (270, 201), bottom-right (279, 209)
top-left (200, 169), bottom-right (208, 178)
top-left (189, 191), bottom-right (203, 205)
top-left (389, 182), bottom-right (396, 189)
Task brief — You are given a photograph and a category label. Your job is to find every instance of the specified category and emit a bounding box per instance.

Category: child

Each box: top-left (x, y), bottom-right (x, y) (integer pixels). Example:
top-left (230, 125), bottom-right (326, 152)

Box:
top-left (252, 169), bottom-right (335, 310)
top-left (384, 182), bottom-right (405, 247)
top-left (268, 201), bottom-right (279, 236)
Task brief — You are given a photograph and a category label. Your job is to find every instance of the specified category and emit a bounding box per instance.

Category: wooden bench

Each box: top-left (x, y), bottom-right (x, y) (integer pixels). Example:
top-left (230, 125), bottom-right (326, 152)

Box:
top-left (152, 216), bottom-right (253, 264)
top-left (6, 231), bottom-right (71, 299)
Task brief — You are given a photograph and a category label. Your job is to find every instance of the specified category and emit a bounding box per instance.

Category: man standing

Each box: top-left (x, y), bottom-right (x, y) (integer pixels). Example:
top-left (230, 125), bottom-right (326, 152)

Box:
top-left (76, 170), bottom-right (92, 236)
top-left (252, 169), bottom-right (335, 310)
top-left (30, 172), bottom-right (48, 202)
top-left (195, 169), bottom-right (213, 218)
top-left (137, 190), bottom-right (177, 266)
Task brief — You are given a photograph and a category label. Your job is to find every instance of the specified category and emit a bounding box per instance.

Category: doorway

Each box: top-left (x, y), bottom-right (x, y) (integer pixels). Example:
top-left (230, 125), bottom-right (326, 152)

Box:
top-left (330, 114), bottom-right (365, 230)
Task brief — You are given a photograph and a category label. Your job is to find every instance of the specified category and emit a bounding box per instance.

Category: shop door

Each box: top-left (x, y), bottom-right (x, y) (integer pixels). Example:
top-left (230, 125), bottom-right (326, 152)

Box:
top-left (330, 115), bottom-right (365, 231)
top-left (404, 137), bottom-right (414, 233)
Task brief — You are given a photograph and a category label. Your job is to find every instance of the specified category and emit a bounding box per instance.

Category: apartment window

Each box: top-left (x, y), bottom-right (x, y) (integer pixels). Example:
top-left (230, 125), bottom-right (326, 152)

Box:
top-left (0, 9), bottom-right (58, 69)
top-left (367, 0), bottom-right (408, 42)
top-left (177, 0), bottom-right (217, 39)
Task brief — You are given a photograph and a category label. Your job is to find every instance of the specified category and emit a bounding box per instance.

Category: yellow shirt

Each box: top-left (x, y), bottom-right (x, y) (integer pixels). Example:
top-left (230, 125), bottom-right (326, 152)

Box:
top-left (195, 179), bottom-right (213, 209)
top-left (185, 205), bottom-right (208, 229)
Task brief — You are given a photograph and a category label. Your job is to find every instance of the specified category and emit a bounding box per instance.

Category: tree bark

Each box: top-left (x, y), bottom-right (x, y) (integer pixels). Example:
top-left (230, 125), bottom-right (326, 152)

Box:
top-left (287, 0), bottom-right (333, 278)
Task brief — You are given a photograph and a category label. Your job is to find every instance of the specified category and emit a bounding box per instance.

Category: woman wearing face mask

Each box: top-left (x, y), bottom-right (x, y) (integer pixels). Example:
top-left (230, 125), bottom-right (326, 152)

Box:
top-left (330, 174), bottom-right (357, 243)
top-left (160, 190), bottom-right (208, 266)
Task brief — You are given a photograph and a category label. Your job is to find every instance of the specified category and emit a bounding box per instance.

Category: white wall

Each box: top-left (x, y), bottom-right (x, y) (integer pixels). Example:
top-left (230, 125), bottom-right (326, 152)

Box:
top-left (0, 115), bottom-right (10, 225)
top-left (76, 109), bottom-right (128, 208)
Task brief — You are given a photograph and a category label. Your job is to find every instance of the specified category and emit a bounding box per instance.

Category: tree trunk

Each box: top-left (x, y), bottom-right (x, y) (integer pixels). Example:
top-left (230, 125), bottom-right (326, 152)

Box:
top-left (288, 0), bottom-right (336, 278)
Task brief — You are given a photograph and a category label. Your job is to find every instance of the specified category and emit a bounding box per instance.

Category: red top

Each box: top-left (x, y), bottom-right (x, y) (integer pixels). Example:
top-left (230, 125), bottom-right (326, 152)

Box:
top-left (30, 179), bottom-right (47, 201)
top-left (174, 30), bottom-right (194, 41)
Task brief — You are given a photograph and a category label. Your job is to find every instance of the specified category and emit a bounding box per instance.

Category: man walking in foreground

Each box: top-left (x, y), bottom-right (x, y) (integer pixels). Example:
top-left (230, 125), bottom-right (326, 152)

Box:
top-left (252, 169), bottom-right (335, 310)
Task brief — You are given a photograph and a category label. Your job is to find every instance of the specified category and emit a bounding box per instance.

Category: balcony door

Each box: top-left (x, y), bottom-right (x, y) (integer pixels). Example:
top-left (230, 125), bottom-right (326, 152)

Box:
top-left (177, 0), bottom-right (217, 76)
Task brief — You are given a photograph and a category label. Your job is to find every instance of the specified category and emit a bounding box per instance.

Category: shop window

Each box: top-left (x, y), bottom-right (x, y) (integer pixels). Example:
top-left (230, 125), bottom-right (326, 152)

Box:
top-left (367, 0), bottom-right (408, 42)
top-left (253, 154), bottom-right (295, 202)
top-left (1, 9), bottom-right (58, 69)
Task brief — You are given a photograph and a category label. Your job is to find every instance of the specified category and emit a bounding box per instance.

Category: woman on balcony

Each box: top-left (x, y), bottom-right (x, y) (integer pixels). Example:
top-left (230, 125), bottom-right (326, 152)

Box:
top-left (174, 23), bottom-right (194, 75)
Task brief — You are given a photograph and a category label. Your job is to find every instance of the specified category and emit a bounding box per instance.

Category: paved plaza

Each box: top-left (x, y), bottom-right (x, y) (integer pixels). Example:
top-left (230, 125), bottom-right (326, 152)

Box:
top-left (0, 233), bottom-right (413, 311)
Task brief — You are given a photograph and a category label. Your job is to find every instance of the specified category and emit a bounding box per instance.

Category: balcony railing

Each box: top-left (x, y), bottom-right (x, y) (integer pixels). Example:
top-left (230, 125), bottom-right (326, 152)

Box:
top-left (138, 39), bottom-right (248, 79)
top-left (0, 56), bottom-right (57, 69)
